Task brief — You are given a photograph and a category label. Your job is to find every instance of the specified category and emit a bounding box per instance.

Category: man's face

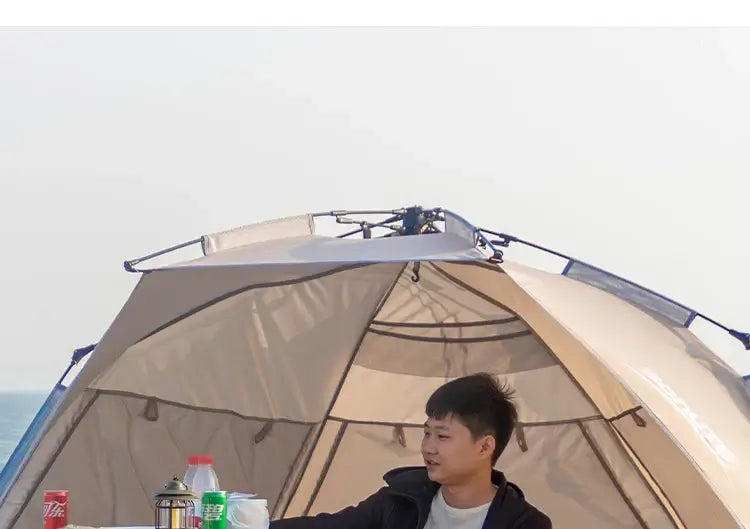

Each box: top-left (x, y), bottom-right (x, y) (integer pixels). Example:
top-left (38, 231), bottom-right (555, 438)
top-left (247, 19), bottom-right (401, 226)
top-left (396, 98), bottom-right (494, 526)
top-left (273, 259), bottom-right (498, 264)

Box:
top-left (421, 414), bottom-right (495, 485)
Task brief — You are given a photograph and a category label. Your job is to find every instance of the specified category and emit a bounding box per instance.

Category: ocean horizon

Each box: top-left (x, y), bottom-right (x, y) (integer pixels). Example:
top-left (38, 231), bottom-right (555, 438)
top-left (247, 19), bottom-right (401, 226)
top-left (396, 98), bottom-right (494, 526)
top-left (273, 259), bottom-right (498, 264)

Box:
top-left (0, 391), bottom-right (47, 473)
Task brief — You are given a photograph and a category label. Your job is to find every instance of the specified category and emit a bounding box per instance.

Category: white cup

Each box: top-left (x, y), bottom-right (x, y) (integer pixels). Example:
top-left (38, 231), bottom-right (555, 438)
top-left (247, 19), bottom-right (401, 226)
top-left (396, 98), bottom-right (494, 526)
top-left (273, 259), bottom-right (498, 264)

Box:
top-left (226, 497), bottom-right (269, 529)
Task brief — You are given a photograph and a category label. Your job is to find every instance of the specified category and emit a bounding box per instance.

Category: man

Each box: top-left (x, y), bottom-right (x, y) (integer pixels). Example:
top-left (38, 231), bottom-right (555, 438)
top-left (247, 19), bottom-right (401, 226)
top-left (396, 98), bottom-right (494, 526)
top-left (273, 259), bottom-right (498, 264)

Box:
top-left (272, 373), bottom-right (551, 529)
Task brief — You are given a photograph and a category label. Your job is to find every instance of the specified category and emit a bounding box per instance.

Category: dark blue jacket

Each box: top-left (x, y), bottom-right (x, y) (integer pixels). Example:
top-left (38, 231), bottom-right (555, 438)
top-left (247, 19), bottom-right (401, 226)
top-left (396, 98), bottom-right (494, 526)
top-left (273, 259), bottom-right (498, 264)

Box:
top-left (272, 466), bottom-right (551, 529)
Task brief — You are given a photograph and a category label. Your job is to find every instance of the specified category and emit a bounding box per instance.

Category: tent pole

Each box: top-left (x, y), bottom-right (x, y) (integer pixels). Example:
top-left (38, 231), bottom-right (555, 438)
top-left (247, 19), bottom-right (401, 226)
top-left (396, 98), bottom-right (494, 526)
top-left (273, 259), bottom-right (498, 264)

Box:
top-left (124, 237), bottom-right (203, 272)
top-left (56, 344), bottom-right (97, 386)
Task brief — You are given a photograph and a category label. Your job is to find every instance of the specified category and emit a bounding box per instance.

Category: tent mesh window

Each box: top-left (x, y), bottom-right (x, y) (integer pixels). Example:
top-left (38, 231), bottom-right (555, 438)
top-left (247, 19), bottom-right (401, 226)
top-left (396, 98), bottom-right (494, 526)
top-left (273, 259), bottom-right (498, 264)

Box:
top-left (563, 261), bottom-right (695, 326)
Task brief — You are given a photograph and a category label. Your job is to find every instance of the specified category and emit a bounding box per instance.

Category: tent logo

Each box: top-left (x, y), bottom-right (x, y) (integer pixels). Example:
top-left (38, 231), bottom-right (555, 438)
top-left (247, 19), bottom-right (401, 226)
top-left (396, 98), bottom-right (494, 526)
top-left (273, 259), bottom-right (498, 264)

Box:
top-left (640, 369), bottom-right (738, 466)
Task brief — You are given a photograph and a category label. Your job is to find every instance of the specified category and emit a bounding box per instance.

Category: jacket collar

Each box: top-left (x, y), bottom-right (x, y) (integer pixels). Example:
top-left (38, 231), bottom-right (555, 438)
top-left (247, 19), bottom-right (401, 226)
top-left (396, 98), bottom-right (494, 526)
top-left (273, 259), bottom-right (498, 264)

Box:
top-left (383, 466), bottom-right (526, 529)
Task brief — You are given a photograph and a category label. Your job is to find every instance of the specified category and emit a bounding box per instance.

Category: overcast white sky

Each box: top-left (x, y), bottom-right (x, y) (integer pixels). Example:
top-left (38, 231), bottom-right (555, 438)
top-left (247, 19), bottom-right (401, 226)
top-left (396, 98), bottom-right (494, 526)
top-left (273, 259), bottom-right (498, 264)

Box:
top-left (0, 28), bottom-right (748, 391)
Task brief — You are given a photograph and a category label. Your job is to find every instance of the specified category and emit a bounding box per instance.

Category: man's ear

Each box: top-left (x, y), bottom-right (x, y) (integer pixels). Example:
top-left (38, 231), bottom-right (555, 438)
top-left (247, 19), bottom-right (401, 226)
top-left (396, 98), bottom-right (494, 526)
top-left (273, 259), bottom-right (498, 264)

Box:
top-left (479, 435), bottom-right (496, 459)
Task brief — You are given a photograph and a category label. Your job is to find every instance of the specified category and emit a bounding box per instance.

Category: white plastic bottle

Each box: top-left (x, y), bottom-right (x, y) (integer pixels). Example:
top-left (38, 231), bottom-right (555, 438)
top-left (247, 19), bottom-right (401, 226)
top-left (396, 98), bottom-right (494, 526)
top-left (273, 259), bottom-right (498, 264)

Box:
top-left (183, 455), bottom-right (220, 527)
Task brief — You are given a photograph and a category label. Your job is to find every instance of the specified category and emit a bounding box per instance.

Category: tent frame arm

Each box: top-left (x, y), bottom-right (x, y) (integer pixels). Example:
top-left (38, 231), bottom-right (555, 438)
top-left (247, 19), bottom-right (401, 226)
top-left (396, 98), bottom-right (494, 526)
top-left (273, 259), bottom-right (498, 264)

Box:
top-left (56, 343), bottom-right (97, 386)
top-left (124, 237), bottom-right (203, 272)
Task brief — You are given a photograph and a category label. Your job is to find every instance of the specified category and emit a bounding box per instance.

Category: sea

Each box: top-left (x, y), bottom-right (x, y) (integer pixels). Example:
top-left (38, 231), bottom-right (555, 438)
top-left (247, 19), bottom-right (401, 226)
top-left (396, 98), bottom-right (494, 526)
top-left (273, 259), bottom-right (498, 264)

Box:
top-left (0, 392), bottom-right (47, 472)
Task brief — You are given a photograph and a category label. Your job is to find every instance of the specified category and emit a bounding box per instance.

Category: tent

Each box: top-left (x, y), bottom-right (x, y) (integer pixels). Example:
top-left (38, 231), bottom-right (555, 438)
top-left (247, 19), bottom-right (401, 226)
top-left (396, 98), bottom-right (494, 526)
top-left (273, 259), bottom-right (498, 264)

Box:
top-left (1, 207), bottom-right (749, 529)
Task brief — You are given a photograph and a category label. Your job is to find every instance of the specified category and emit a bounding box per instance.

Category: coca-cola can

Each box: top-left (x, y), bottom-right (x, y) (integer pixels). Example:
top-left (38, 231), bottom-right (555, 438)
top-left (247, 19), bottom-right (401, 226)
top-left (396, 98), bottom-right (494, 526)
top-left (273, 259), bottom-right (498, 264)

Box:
top-left (42, 490), bottom-right (68, 529)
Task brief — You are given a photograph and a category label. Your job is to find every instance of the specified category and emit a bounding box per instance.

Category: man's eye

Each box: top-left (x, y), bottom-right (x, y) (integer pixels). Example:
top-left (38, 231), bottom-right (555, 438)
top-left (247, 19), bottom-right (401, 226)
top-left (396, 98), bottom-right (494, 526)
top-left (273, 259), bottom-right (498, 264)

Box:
top-left (438, 435), bottom-right (449, 440)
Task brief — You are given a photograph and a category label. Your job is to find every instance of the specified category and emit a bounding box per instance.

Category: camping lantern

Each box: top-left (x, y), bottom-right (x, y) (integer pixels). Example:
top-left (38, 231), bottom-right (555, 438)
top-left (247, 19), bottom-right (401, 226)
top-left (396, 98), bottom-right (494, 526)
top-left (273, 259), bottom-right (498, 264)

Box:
top-left (154, 476), bottom-right (198, 529)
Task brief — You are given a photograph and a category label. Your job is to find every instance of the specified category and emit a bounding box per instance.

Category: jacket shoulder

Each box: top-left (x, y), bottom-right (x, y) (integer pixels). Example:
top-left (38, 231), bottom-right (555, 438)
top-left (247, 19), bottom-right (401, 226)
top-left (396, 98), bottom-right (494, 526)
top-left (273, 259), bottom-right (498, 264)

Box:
top-left (506, 488), bottom-right (551, 529)
top-left (485, 483), bottom-right (551, 529)
top-left (514, 504), bottom-right (552, 529)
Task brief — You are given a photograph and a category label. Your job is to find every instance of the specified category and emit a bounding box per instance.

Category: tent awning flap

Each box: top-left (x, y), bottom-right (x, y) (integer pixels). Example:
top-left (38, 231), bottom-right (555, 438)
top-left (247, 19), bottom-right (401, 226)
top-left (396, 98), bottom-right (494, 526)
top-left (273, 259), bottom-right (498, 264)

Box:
top-left (169, 232), bottom-right (486, 269)
top-left (202, 214), bottom-right (316, 255)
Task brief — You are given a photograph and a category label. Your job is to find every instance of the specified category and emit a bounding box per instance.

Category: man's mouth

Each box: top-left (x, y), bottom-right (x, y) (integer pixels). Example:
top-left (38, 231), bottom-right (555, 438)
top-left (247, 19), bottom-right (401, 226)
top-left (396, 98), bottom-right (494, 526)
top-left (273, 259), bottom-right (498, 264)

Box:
top-left (424, 459), bottom-right (439, 468)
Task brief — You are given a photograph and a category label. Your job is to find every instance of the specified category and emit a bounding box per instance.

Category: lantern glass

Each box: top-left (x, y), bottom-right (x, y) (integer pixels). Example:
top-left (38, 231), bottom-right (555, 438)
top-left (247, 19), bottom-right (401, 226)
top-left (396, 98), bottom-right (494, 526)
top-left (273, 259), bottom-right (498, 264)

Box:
top-left (155, 498), bottom-right (195, 529)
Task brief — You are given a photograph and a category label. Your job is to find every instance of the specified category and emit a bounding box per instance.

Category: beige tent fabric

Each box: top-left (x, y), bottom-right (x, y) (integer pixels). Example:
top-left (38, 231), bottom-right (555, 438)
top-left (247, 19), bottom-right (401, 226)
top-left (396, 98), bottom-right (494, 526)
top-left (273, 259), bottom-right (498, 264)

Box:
top-left (58, 263), bottom-right (346, 422)
top-left (612, 428), bottom-right (686, 529)
top-left (374, 261), bottom-right (511, 324)
top-left (499, 422), bottom-right (658, 529)
top-left (342, 265), bottom-right (598, 423)
top-left (282, 420), bottom-right (348, 518)
top-left (307, 422), bottom-right (423, 515)
top-left (331, 365), bottom-right (598, 424)
top-left (2, 243), bottom-right (747, 529)
top-left (91, 264), bottom-right (403, 422)
top-left (12, 393), bottom-right (311, 529)
top-left (582, 420), bottom-right (676, 529)
top-left (1, 262), bottom-right (399, 529)
top-left (202, 214), bottom-right (315, 255)
top-left (0, 391), bottom-right (96, 529)
top-left (358, 263), bottom-right (558, 377)
top-left (434, 262), bottom-right (639, 419)
top-left (299, 420), bottom-right (674, 529)
top-left (500, 260), bottom-right (750, 528)
top-left (613, 411), bottom-right (738, 529)
top-left (355, 328), bottom-right (556, 377)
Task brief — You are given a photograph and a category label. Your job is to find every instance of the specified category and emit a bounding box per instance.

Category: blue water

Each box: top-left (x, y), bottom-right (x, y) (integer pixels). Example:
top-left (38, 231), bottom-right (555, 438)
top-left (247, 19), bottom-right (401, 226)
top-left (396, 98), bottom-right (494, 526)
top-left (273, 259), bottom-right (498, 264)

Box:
top-left (0, 392), bottom-right (47, 471)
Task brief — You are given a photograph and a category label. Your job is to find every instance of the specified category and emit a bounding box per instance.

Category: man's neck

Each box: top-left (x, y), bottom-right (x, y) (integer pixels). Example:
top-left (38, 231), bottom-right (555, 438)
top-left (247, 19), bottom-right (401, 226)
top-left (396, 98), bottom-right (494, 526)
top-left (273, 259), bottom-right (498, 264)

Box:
top-left (440, 470), bottom-right (497, 509)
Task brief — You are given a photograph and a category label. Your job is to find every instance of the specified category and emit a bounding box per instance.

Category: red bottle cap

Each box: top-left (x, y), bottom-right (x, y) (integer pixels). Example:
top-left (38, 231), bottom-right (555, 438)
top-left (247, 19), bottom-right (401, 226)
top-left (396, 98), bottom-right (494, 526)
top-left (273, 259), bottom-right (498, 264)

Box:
top-left (187, 455), bottom-right (213, 465)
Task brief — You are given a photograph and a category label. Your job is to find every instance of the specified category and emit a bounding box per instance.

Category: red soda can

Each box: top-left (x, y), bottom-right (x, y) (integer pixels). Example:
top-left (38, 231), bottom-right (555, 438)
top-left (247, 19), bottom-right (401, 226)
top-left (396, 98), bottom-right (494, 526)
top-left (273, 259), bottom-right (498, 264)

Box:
top-left (42, 490), bottom-right (68, 529)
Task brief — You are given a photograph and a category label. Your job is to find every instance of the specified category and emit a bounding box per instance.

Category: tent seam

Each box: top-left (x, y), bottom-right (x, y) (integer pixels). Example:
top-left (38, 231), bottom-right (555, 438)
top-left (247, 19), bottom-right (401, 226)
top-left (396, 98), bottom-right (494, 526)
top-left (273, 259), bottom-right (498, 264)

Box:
top-left (272, 425), bottom-right (317, 516)
top-left (610, 422), bottom-right (687, 529)
top-left (370, 317), bottom-right (519, 328)
top-left (326, 415), bottom-right (605, 427)
top-left (303, 421), bottom-right (349, 516)
top-left (367, 328), bottom-right (532, 343)
top-left (92, 390), bottom-right (318, 425)
top-left (578, 421), bottom-right (649, 529)
top-left (136, 263), bottom-right (372, 344)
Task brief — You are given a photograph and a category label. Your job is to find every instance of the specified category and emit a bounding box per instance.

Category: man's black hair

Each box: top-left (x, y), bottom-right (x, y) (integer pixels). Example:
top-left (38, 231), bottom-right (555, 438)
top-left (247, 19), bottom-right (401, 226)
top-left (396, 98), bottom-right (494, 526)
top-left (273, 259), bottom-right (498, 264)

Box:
top-left (425, 373), bottom-right (517, 464)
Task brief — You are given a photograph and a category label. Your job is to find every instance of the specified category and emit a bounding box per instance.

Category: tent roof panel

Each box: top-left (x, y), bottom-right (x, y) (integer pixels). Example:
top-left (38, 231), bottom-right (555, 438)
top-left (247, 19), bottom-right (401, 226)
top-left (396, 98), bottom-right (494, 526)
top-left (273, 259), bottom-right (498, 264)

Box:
top-left (164, 233), bottom-right (486, 269)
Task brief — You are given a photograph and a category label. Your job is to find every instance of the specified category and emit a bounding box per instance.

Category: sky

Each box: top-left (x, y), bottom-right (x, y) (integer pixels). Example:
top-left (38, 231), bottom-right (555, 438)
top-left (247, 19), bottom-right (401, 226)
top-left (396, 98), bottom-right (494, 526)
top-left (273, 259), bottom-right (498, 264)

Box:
top-left (0, 27), bottom-right (748, 391)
